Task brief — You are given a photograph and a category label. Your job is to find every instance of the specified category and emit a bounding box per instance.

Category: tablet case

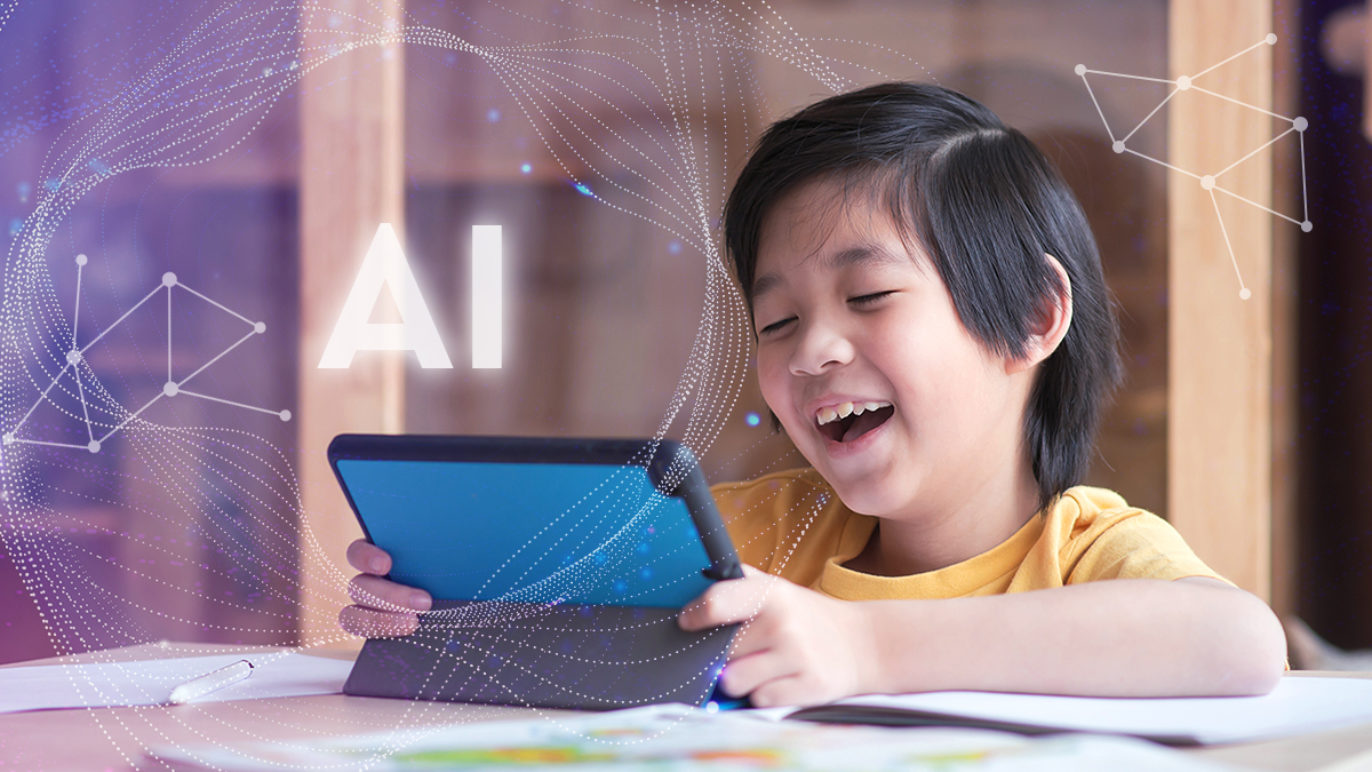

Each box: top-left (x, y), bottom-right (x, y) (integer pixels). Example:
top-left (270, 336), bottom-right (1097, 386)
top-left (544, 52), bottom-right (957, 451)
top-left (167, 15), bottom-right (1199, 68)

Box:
top-left (329, 434), bottom-right (743, 710)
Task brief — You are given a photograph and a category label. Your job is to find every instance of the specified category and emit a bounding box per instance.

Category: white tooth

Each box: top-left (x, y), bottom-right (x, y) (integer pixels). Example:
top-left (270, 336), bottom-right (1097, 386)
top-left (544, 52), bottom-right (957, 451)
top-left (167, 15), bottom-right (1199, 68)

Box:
top-left (851, 403), bottom-right (866, 416)
top-left (817, 406), bottom-right (838, 425)
top-left (837, 402), bottom-right (854, 419)
top-left (865, 401), bottom-right (885, 412)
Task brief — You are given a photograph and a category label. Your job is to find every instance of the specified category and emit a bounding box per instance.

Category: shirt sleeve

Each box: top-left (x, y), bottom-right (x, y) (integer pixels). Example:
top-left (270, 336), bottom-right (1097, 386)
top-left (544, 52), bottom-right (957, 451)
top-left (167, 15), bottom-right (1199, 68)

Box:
top-left (1065, 510), bottom-right (1235, 586)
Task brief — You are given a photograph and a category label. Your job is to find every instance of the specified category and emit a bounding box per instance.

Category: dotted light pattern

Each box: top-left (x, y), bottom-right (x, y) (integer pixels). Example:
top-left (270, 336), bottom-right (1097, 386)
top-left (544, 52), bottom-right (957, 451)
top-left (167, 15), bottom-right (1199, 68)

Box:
top-left (1077, 34), bottom-right (1312, 300)
top-left (0, 0), bottom-right (931, 765)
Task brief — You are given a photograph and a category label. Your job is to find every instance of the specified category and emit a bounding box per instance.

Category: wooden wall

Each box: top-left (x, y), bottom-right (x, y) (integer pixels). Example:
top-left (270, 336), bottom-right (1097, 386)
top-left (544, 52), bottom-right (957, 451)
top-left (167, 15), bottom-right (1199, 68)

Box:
top-left (296, 0), bottom-right (407, 646)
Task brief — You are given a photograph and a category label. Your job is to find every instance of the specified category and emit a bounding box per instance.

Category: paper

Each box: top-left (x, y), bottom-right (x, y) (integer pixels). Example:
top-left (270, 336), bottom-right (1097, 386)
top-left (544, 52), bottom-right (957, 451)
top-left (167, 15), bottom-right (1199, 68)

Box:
top-left (146, 703), bottom-right (1243, 771)
top-left (785, 676), bottom-right (1372, 745)
top-left (0, 651), bottom-right (353, 713)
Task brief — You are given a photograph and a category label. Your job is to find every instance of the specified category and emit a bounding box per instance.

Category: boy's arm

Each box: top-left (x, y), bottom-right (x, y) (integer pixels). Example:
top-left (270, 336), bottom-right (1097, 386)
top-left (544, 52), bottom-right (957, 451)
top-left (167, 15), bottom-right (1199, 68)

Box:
top-left (866, 575), bottom-right (1286, 698)
top-left (679, 569), bottom-right (1286, 707)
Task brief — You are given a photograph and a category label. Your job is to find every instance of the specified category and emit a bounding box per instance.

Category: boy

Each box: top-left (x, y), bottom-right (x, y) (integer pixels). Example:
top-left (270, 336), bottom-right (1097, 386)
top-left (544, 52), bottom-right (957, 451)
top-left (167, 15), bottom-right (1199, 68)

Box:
top-left (341, 82), bottom-right (1286, 707)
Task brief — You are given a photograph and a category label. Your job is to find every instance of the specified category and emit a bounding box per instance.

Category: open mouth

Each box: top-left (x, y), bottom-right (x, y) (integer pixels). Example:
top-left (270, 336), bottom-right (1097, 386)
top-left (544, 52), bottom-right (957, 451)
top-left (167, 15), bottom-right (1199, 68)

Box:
top-left (816, 402), bottom-right (895, 444)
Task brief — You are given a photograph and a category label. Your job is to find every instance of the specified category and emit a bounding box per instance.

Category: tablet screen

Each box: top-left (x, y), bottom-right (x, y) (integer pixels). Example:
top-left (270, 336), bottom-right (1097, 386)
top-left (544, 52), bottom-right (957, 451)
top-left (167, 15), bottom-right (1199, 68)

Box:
top-left (335, 458), bottom-right (717, 608)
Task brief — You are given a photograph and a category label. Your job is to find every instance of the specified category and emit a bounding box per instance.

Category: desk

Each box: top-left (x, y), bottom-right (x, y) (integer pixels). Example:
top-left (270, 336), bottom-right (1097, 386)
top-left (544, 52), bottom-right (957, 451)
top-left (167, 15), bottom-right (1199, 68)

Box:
top-left (2, 644), bottom-right (1370, 771)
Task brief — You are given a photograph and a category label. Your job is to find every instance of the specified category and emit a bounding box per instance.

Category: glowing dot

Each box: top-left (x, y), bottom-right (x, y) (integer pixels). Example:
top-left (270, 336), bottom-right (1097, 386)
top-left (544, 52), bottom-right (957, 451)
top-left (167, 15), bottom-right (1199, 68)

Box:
top-left (66, 350), bottom-right (81, 365)
top-left (1074, 64), bottom-right (1086, 76)
top-left (1200, 175), bottom-right (1215, 191)
top-left (639, 567), bottom-right (652, 581)
top-left (573, 182), bottom-right (593, 197)
top-left (1293, 117), bottom-right (1308, 132)
top-left (520, 162), bottom-right (532, 174)
top-left (1266, 33), bottom-right (1278, 45)
top-left (1176, 75), bottom-right (1191, 91)
top-left (75, 254), bottom-right (87, 266)
top-left (668, 240), bottom-right (682, 255)
top-left (279, 409), bottom-right (292, 422)
top-left (1239, 288), bottom-right (1252, 300)
top-left (745, 411), bottom-right (761, 427)
top-left (163, 381), bottom-right (178, 397)
top-left (612, 579), bottom-right (627, 594)
top-left (1301, 220), bottom-right (1313, 233)
top-left (2, 433), bottom-right (12, 444)
top-left (486, 108), bottom-right (500, 123)
top-left (253, 321), bottom-right (266, 334)
top-left (162, 272), bottom-right (177, 287)
top-left (1112, 141), bottom-right (1125, 154)
top-left (87, 440), bottom-right (100, 453)
top-left (705, 701), bottom-right (720, 713)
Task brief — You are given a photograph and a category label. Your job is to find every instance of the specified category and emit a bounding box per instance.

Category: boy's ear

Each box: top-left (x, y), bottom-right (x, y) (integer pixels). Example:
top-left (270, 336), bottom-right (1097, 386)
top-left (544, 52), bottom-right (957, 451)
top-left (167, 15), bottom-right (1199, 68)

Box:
top-left (1006, 254), bottom-right (1073, 374)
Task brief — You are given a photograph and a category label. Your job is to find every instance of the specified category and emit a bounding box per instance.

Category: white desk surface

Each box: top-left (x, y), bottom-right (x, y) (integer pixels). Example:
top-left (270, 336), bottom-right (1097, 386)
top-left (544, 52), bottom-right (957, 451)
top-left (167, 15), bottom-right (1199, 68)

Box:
top-left (2, 644), bottom-right (1369, 771)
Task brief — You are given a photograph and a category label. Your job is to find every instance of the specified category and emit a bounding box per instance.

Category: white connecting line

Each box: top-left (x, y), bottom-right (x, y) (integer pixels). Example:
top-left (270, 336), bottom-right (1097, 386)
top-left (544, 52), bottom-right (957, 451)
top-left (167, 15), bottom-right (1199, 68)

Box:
top-left (1077, 33), bottom-right (1312, 300)
top-left (2, 254), bottom-right (290, 454)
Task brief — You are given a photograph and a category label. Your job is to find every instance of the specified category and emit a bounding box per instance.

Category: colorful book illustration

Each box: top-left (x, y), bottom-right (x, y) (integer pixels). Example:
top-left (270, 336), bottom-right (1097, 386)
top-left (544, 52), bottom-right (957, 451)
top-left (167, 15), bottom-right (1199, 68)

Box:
top-left (147, 703), bottom-right (1237, 771)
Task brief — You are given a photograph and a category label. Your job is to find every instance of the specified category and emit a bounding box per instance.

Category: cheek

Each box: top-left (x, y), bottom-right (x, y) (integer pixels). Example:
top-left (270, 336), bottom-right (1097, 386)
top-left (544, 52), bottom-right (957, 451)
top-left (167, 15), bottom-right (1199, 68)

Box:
top-left (754, 349), bottom-right (794, 415)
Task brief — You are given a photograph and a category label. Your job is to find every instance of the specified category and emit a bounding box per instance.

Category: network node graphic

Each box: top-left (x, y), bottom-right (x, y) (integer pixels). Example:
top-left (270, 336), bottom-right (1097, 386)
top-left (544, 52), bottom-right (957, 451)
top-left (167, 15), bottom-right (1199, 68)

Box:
top-left (1077, 34), bottom-right (1311, 299)
top-left (4, 254), bottom-right (291, 453)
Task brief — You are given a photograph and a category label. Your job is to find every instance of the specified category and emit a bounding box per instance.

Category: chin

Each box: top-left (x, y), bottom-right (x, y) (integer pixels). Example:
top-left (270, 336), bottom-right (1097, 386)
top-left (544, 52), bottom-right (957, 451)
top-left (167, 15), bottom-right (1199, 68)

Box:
top-left (828, 486), bottom-right (894, 517)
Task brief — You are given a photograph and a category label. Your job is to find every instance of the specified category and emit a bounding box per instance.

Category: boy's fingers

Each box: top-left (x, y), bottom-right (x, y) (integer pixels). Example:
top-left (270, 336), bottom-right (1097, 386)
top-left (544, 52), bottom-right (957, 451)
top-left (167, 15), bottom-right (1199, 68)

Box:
top-left (718, 649), bottom-right (794, 699)
top-left (679, 575), bottom-right (768, 631)
top-left (749, 674), bottom-right (810, 709)
top-left (346, 539), bottom-right (391, 575)
top-left (338, 605), bottom-right (420, 638)
top-left (725, 615), bottom-right (776, 660)
top-left (348, 574), bottom-right (432, 611)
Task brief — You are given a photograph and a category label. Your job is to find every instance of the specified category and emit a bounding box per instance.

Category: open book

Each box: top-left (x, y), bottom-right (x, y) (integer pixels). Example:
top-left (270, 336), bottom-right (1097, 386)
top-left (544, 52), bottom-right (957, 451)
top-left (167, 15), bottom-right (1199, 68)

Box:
top-left (769, 675), bottom-right (1372, 746)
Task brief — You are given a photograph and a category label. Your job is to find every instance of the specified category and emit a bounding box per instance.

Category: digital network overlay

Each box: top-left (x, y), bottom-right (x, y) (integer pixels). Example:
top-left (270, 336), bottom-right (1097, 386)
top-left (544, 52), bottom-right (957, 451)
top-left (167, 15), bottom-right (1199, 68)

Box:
top-left (2, 252), bottom-right (290, 455)
top-left (1077, 34), bottom-right (1312, 300)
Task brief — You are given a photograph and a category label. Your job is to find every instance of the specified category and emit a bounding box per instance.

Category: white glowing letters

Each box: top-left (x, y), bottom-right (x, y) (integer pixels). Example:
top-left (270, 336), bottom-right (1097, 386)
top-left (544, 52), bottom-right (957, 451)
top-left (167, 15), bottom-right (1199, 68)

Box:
top-left (319, 224), bottom-right (502, 369)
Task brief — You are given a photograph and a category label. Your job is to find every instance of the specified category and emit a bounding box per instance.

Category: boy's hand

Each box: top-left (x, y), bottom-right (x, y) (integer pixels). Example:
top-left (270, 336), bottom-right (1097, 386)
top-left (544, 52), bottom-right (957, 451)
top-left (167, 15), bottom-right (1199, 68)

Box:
top-left (678, 565), bottom-right (877, 707)
top-left (338, 539), bottom-right (432, 638)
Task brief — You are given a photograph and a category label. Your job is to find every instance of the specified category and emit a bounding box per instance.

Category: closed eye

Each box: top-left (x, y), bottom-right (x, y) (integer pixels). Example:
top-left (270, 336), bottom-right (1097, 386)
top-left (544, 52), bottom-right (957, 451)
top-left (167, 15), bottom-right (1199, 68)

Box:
top-left (758, 317), bottom-right (794, 335)
top-left (850, 291), bottom-right (895, 306)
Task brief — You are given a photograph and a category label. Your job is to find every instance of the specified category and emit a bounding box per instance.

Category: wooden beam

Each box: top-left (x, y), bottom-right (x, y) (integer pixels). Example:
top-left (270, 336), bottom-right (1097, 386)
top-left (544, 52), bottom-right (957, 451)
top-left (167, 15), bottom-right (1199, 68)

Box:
top-left (1268, 0), bottom-right (1302, 619)
top-left (297, 0), bottom-right (406, 645)
top-left (1167, 0), bottom-right (1274, 599)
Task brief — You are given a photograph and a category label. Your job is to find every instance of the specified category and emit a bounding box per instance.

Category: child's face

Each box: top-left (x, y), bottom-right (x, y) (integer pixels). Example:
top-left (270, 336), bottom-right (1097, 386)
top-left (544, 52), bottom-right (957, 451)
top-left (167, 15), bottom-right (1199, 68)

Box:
top-left (751, 178), bottom-right (1030, 521)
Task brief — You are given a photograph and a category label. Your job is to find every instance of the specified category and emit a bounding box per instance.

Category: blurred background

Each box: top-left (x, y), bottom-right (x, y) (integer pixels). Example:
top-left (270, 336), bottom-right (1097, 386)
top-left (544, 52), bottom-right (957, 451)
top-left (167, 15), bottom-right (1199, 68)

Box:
top-left (0, 0), bottom-right (1368, 665)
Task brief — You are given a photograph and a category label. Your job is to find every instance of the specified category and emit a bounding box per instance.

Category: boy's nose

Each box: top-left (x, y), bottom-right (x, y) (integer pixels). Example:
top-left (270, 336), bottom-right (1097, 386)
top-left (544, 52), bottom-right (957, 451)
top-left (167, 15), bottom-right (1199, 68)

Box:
top-left (788, 323), bottom-right (856, 376)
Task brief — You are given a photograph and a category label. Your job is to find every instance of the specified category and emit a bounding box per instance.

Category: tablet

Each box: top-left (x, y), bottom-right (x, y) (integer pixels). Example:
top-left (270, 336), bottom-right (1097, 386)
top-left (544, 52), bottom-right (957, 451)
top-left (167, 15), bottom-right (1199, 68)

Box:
top-left (328, 434), bottom-right (744, 710)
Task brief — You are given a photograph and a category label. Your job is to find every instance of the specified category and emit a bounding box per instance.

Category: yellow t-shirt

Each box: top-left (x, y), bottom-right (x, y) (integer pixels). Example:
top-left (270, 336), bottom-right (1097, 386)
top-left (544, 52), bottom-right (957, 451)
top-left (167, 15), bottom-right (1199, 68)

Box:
top-left (710, 467), bottom-right (1231, 600)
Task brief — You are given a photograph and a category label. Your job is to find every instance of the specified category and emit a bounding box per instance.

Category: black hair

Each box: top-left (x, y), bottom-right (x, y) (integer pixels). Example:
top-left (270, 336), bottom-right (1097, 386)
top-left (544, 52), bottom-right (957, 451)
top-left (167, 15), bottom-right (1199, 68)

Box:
top-left (724, 82), bottom-right (1122, 511)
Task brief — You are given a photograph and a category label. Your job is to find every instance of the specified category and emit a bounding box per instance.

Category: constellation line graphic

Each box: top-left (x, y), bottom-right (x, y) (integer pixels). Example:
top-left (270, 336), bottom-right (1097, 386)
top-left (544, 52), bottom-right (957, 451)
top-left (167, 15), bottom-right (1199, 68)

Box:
top-left (1076, 33), bottom-right (1311, 300)
top-left (2, 253), bottom-right (290, 454)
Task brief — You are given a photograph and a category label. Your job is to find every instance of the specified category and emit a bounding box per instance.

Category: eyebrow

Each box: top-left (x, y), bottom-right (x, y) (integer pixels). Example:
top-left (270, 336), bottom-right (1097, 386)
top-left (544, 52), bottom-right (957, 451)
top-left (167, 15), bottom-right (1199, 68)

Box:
top-left (750, 244), bottom-right (907, 300)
